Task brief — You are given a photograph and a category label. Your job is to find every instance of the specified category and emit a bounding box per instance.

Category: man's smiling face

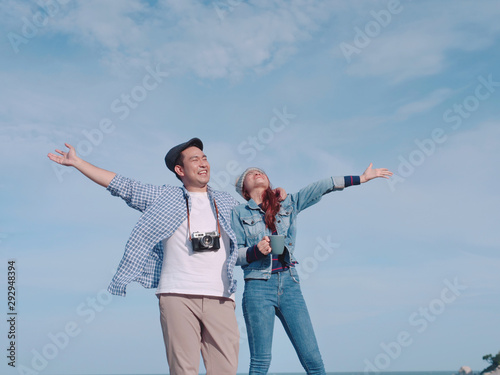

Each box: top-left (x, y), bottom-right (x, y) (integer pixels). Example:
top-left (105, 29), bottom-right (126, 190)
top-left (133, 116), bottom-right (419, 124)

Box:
top-left (175, 146), bottom-right (210, 192)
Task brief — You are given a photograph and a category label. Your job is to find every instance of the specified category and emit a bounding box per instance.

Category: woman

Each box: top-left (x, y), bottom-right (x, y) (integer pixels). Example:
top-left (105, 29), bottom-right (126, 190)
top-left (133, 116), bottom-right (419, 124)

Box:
top-left (231, 164), bottom-right (392, 375)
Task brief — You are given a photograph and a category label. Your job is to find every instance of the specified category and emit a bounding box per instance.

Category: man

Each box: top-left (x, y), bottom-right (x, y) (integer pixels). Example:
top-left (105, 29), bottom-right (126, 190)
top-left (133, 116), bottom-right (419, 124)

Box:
top-left (48, 138), bottom-right (243, 374)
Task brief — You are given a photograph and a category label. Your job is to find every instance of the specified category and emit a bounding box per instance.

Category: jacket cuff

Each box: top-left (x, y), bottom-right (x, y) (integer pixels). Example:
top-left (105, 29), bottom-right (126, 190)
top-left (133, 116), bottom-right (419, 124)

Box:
top-left (236, 247), bottom-right (249, 266)
top-left (344, 175), bottom-right (361, 187)
top-left (332, 176), bottom-right (345, 189)
top-left (246, 245), bottom-right (266, 263)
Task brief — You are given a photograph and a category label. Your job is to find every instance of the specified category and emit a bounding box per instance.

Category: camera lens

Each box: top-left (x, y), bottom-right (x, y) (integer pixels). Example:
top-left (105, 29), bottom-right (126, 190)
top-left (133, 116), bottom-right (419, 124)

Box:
top-left (202, 235), bottom-right (213, 247)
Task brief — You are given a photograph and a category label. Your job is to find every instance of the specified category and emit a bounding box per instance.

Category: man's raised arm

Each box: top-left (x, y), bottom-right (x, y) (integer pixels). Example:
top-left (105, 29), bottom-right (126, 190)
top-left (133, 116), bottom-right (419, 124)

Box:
top-left (47, 143), bottom-right (116, 188)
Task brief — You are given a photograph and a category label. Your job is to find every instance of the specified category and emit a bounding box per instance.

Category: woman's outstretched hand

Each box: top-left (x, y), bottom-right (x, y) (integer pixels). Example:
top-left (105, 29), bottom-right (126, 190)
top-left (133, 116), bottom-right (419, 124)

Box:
top-left (257, 236), bottom-right (271, 255)
top-left (360, 163), bottom-right (393, 183)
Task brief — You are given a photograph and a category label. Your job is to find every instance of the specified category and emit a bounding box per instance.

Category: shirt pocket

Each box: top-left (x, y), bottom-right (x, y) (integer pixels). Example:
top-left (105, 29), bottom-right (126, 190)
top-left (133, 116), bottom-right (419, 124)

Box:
top-left (241, 215), bottom-right (265, 245)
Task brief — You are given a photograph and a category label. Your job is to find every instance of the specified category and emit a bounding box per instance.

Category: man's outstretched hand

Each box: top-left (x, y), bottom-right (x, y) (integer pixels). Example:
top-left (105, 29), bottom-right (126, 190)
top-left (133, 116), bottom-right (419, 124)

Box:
top-left (47, 143), bottom-right (115, 187)
top-left (47, 143), bottom-right (80, 167)
top-left (360, 163), bottom-right (393, 183)
top-left (274, 187), bottom-right (287, 201)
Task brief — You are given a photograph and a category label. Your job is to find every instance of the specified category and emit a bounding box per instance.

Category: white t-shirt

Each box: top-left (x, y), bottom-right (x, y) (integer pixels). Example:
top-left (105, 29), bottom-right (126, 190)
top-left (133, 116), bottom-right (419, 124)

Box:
top-left (156, 192), bottom-right (234, 300)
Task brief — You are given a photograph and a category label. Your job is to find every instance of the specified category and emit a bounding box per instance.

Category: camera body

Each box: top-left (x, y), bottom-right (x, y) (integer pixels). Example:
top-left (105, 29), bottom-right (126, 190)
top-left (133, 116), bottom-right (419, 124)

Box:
top-left (191, 231), bottom-right (220, 252)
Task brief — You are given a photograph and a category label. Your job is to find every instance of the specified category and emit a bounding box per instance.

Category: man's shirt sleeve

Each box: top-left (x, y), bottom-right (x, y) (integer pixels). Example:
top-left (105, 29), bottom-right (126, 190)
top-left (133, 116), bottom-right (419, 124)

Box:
top-left (107, 174), bottom-right (164, 212)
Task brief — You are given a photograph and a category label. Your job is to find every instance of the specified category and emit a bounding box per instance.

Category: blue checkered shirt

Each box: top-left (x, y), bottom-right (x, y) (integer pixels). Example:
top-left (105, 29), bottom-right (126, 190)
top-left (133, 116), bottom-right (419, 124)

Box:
top-left (106, 174), bottom-right (240, 297)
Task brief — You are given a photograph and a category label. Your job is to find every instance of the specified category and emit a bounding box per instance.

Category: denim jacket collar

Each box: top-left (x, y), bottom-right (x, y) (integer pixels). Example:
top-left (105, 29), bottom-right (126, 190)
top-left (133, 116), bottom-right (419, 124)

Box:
top-left (246, 198), bottom-right (264, 211)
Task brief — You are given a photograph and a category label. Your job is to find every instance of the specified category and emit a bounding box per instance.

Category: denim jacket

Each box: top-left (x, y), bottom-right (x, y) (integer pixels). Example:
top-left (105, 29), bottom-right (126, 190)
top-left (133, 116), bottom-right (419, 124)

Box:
top-left (231, 176), bottom-right (345, 280)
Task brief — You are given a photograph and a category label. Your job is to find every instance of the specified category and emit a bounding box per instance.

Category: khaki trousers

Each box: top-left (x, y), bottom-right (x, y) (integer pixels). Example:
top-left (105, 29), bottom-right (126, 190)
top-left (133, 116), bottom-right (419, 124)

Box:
top-left (158, 293), bottom-right (239, 375)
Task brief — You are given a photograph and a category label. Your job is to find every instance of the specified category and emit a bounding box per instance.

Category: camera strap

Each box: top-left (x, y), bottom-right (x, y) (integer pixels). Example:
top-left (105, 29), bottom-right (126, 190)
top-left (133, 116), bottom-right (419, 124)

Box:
top-left (185, 195), bottom-right (221, 241)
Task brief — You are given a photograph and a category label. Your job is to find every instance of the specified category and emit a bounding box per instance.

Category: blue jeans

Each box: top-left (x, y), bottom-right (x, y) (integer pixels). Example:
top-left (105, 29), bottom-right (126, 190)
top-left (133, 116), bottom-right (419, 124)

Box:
top-left (242, 270), bottom-right (326, 375)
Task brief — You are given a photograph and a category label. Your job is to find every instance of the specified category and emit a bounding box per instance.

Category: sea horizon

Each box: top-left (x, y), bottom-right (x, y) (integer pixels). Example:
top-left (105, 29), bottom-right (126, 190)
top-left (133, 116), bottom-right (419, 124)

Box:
top-left (44, 371), bottom-right (466, 375)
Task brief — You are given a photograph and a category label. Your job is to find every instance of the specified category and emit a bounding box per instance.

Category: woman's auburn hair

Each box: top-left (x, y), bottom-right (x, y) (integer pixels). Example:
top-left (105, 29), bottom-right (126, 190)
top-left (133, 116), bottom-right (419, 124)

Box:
top-left (243, 185), bottom-right (280, 233)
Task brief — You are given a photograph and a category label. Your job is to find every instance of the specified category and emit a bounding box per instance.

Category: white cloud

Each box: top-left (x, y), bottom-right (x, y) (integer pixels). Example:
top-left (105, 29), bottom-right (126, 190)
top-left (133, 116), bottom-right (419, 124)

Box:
top-left (394, 88), bottom-right (454, 120)
top-left (345, 28), bottom-right (450, 82)
top-left (338, 1), bottom-right (500, 82)
top-left (0, 0), bottom-right (32, 30)
top-left (57, 0), bottom-right (148, 49)
top-left (42, 0), bottom-right (333, 78)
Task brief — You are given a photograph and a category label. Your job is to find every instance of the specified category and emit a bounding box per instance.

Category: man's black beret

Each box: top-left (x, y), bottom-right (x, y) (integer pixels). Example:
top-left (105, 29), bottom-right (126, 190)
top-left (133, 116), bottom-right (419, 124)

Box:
top-left (164, 137), bottom-right (204, 173)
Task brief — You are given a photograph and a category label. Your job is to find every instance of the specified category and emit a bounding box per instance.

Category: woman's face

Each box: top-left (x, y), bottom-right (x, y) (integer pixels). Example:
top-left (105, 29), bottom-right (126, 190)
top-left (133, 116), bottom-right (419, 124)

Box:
top-left (243, 170), bottom-right (270, 194)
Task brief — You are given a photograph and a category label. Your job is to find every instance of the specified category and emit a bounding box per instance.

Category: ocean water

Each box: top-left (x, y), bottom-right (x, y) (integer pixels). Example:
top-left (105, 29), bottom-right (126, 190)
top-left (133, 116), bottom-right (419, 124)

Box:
top-left (61, 374), bottom-right (456, 375)
top-left (250, 373), bottom-right (458, 375)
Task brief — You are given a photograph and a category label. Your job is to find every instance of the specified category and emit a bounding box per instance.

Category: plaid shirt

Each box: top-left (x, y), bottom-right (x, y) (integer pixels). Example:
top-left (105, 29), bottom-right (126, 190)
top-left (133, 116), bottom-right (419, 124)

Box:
top-left (106, 174), bottom-right (240, 297)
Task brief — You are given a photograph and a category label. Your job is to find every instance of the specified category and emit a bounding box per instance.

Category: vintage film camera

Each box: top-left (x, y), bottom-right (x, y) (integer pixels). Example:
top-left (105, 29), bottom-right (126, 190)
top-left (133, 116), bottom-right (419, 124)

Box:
top-left (191, 231), bottom-right (220, 252)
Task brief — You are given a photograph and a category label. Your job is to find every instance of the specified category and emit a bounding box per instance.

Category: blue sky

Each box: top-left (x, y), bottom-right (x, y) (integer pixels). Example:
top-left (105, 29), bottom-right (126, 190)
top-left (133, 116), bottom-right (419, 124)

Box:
top-left (1, 0), bottom-right (500, 374)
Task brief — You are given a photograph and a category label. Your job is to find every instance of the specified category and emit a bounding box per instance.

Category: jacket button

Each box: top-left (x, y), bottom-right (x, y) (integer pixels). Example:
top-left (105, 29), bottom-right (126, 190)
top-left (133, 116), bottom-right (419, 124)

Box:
top-left (277, 220), bottom-right (281, 223)
top-left (288, 243), bottom-right (292, 246)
